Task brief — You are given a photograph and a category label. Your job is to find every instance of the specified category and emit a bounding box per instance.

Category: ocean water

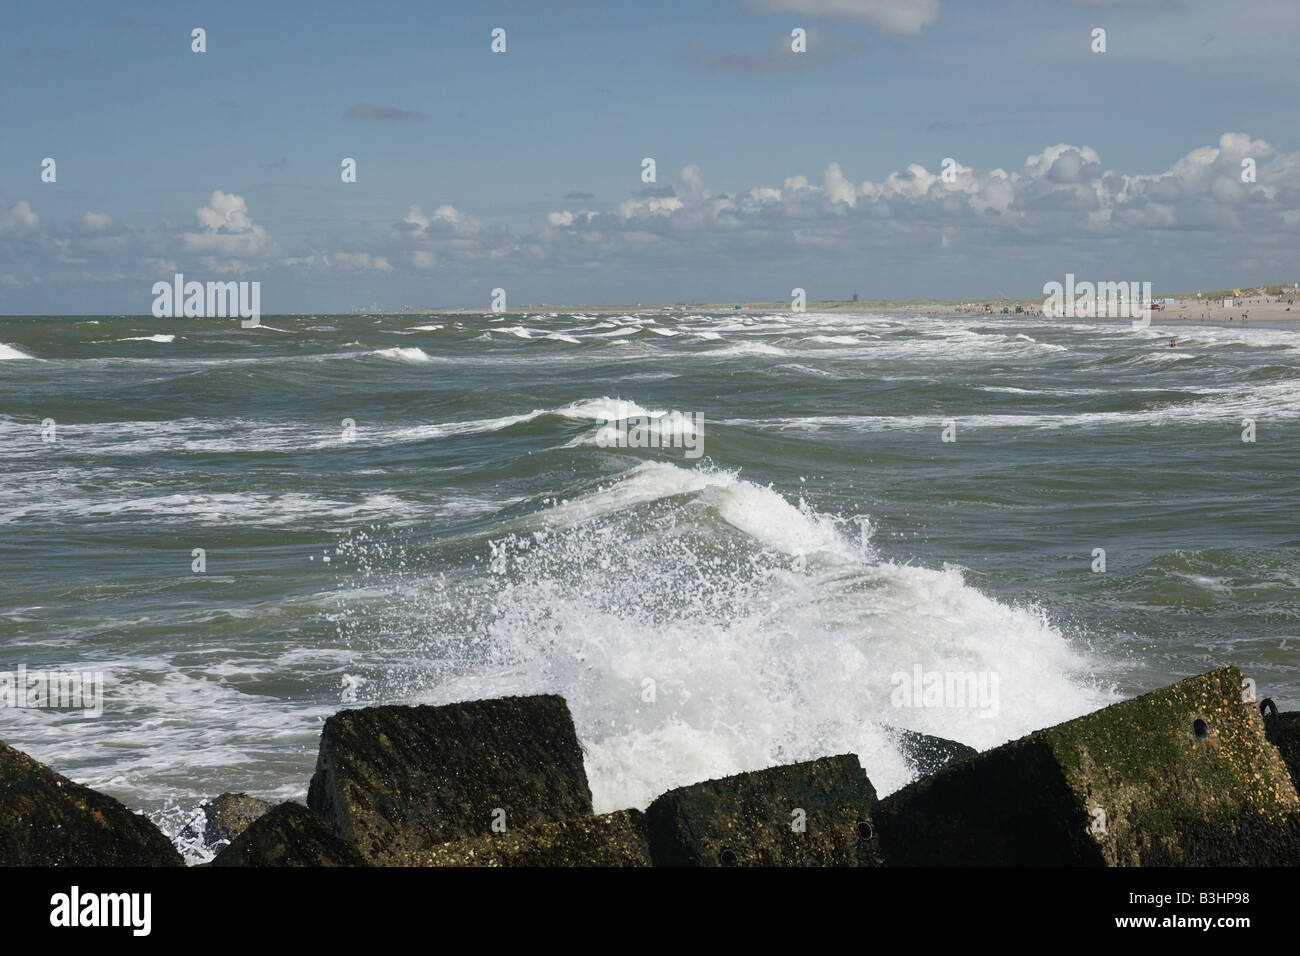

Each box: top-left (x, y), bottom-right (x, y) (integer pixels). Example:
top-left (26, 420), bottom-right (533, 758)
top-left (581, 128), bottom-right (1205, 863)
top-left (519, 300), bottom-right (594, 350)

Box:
top-left (1, 309), bottom-right (1298, 861)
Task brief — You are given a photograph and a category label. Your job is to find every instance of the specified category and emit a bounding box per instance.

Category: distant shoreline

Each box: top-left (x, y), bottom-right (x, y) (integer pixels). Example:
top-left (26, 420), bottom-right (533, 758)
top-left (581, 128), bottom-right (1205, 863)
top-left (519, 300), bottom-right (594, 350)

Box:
top-left (368, 295), bottom-right (1300, 324)
top-left (5, 293), bottom-right (1299, 324)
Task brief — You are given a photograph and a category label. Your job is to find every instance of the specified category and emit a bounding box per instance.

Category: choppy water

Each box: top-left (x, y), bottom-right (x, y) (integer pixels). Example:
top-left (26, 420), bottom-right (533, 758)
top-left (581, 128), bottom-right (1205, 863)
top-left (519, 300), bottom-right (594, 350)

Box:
top-left (2, 309), bottom-right (1298, 861)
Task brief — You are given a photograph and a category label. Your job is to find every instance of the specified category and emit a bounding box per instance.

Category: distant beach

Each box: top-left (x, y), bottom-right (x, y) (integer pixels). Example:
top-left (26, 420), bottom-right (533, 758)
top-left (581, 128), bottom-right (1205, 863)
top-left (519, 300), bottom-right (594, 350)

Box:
top-left (374, 286), bottom-right (1300, 325)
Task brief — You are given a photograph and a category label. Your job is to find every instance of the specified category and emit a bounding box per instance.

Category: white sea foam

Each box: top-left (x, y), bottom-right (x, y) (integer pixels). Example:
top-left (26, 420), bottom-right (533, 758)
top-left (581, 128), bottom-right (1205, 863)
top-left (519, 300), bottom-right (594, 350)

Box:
top-left (805, 334), bottom-right (864, 345)
top-left (0, 399), bottom-right (691, 462)
top-left (567, 411), bottom-right (703, 453)
top-left (0, 491), bottom-right (424, 527)
top-left (401, 461), bottom-right (1113, 809)
top-left (703, 341), bottom-right (790, 357)
top-left (555, 397), bottom-right (661, 421)
top-left (388, 411), bottom-right (546, 441)
top-left (725, 380), bottom-right (1300, 431)
top-left (381, 398), bottom-right (665, 444)
top-left (371, 346), bottom-right (437, 363)
top-left (0, 343), bottom-right (34, 360)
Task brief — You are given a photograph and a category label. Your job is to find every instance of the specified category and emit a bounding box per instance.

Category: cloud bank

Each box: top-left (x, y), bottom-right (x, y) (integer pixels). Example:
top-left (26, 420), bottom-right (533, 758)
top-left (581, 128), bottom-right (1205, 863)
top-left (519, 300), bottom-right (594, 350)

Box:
top-left (2, 133), bottom-right (1296, 303)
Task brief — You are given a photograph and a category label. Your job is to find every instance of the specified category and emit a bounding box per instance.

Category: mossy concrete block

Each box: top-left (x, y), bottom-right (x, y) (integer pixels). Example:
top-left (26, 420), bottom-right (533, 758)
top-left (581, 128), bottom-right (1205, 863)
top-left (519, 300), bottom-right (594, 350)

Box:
top-left (0, 739), bottom-right (182, 867)
top-left (645, 754), bottom-right (880, 866)
top-left (890, 727), bottom-right (978, 779)
top-left (307, 695), bottom-right (593, 864)
top-left (204, 792), bottom-right (271, 846)
top-left (210, 802), bottom-right (367, 867)
top-left (874, 667), bottom-right (1300, 866)
top-left (1262, 702), bottom-right (1300, 793)
top-left (402, 810), bottom-right (651, 867)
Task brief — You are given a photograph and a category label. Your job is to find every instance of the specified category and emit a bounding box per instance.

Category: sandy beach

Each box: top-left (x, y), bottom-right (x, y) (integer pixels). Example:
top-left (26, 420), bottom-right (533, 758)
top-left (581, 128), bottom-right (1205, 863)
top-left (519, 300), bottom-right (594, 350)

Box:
top-left (1155, 296), bottom-right (1300, 323)
top-left (391, 289), bottom-right (1300, 324)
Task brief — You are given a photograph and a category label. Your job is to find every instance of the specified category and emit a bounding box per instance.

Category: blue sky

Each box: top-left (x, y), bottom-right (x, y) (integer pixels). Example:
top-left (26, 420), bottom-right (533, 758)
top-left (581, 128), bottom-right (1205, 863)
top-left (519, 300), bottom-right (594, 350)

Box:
top-left (3, 0), bottom-right (1299, 312)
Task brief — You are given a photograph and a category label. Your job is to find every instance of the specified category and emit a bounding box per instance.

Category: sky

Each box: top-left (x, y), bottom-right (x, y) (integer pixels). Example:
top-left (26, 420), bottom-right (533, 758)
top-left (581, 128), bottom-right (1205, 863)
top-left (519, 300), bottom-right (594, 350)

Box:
top-left (2, 0), bottom-right (1299, 313)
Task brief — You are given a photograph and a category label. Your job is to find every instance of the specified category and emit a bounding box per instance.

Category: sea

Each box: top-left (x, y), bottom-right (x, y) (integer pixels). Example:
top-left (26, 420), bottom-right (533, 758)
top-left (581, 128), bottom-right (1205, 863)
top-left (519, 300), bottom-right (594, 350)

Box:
top-left (1, 308), bottom-right (1297, 861)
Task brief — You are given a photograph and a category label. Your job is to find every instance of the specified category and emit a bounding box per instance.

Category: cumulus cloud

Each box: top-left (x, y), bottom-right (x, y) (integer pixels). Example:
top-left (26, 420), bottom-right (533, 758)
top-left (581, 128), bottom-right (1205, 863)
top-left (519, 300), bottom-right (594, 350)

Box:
top-left (384, 202), bottom-right (519, 273)
top-left (182, 190), bottom-right (270, 260)
top-left (282, 252), bottom-right (392, 272)
top-left (78, 211), bottom-right (115, 233)
top-left (402, 204), bottom-right (475, 234)
top-left (534, 132), bottom-right (1299, 277)
top-left (0, 201), bottom-right (39, 237)
top-left (1024, 144), bottom-right (1103, 183)
top-left (824, 162), bottom-right (857, 206)
top-left (3, 131), bottom-right (1296, 301)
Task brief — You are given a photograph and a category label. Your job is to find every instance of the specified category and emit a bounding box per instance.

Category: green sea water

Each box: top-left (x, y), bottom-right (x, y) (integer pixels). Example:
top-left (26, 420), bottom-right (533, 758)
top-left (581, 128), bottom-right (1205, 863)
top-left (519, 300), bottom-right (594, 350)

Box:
top-left (1, 309), bottom-right (1297, 859)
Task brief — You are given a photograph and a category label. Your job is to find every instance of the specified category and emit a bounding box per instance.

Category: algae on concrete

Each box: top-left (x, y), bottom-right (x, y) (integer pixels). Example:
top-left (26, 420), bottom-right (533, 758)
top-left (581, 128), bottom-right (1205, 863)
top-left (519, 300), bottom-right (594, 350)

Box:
top-left (874, 667), bottom-right (1300, 865)
top-left (645, 754), bottom-right (880, 866)
top-left (204, 792), bottom-right (271, 846)
top-left (404, 809), bottom-right (652, 866)
top-left (210, 802), bottom-right (367, 867)
top-left (0, 739), bottom-right (182, 867)
top-left (1262, 701), bottom-right (1300, 794)
top-left (307, 695), bottom-right (593, 865)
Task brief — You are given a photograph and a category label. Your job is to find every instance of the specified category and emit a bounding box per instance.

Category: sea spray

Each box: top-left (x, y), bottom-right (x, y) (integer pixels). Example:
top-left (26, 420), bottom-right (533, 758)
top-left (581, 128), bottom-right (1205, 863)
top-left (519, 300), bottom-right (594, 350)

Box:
top-left (332, 461), bottom-right (1114, 809)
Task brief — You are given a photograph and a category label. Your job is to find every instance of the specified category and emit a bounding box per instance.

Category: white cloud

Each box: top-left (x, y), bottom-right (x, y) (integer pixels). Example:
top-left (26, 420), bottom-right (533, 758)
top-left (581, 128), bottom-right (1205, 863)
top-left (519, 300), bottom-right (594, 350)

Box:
top-left (79, 211), bottom-right (114, 233)
top-left (5, 131), bottom-right (1297, 300)
top-left (182, 191), bottom-right (269, 258)
top-left (535, 132), bottom-right (1300, 274)
top-left (404, 205), bottom-right (431, 231)
top-left (194, 191), bottom-right (255, 233)
top-left (282, 252), bottom-right (392, 272)
top-left (825, 162), bottom-right (857, 206)
top-left (615, 194), bottom-right (684, 219)
top-left (404, 203), bottom-right (473, 234)
top-left (386, 202), bottom-right (517, 273)
top-left (1023, 144), bottom-right (1103, 183)
top-left (0, 201), bottom-right (39, 237)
